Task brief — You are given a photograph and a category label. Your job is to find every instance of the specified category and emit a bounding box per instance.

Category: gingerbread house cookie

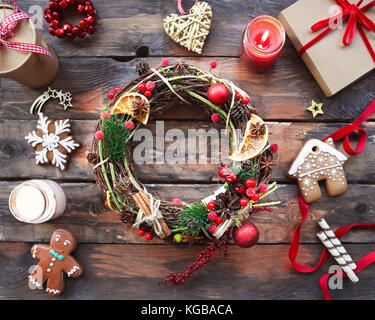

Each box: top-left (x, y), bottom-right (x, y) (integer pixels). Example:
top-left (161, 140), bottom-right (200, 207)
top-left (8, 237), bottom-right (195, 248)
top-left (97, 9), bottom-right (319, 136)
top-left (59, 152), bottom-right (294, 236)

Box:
top-left (288, 138), bottom-right (348, 203)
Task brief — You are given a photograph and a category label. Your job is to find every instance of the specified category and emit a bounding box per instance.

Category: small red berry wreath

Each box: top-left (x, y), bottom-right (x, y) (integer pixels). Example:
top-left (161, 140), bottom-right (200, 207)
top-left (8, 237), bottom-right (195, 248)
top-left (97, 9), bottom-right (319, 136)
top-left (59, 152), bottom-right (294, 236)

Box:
top-left (44, 0), bottom-right (97, 39)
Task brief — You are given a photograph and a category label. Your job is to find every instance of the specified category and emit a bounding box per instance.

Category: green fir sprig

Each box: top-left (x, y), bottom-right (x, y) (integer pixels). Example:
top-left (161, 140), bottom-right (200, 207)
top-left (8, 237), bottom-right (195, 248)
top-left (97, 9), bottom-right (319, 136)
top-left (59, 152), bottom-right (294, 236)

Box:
top-left (237, 164), bottom-right (257, 183)
top-left (227, 164), bottom-right (257, 192)
top-left (101, 114), bottom-right (132, 162)
top-left (176, 202), bottom-right (210, 236)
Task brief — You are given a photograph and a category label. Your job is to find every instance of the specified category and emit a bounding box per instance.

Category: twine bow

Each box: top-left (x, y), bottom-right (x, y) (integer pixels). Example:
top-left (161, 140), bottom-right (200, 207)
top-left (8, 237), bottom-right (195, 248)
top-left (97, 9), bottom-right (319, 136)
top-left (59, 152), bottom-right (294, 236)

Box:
top-left (0, 0), bottom-right (52, 57)
top-left (133, 189), bottom-right (163, 236)
top-left (299, 0), bottom-right (375, 62)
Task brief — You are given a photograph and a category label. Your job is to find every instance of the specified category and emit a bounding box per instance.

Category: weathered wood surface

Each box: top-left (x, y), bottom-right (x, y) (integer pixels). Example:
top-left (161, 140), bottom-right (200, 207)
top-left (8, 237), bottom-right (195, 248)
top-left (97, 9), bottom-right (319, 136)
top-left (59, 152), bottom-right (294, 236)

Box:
top-left (1, 242), bottom-right (374, 300)
top-left (19, 0), bottom-right (296, 58)
top-left (1, 120), bottom-right (375, 182)
top-left (0, 182), bottom-right (374, 244)
top-left (1, 0), bottom-right (375, 300)
top-left (1, 58), bottom-right (375, 121)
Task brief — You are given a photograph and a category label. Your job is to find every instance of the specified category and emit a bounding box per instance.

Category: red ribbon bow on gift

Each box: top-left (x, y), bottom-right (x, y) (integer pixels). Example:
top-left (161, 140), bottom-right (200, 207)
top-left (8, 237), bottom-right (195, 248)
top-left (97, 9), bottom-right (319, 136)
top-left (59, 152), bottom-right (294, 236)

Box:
top-left (299, 0), bottom-right (375, 63)
top-left (0, 0), bottom-right (52, 57)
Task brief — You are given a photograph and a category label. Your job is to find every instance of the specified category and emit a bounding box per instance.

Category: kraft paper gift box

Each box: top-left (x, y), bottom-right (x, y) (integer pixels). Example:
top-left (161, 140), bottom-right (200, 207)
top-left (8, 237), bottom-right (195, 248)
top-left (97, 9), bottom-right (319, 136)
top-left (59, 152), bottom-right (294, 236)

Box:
top-left (0, 3), bottom-right (59, 88)
top-left (279, 0), bottom-right (375, 97)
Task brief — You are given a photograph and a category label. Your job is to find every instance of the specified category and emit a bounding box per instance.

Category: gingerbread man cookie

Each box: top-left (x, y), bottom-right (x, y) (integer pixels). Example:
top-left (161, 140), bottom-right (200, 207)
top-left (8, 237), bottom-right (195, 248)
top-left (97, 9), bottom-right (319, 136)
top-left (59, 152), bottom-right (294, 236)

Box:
top-left (288, 138), bottom-right (348, 204)
top-left (28, 229), bottom-right (83, 296)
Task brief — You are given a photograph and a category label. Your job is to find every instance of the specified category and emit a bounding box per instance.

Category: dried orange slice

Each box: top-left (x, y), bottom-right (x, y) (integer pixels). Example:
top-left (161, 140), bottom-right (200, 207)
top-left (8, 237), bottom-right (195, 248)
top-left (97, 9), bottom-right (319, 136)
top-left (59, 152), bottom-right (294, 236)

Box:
top-left (110, 92), bottom-right (150, 125)
top-left (229, 114), bottom-right (268, 161)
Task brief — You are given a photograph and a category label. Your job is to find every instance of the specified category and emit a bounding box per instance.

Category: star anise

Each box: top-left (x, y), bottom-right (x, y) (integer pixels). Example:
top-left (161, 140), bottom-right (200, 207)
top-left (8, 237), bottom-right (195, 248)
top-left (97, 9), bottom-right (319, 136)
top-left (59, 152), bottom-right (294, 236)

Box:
top-left (250, 122), bottom-right (266, 137)
top-left (131, 99), bottom-right (149, 117)
top-left (174, 59), bottom-right (188, 73)
top-left (260, 154), bottom-right (275, 173)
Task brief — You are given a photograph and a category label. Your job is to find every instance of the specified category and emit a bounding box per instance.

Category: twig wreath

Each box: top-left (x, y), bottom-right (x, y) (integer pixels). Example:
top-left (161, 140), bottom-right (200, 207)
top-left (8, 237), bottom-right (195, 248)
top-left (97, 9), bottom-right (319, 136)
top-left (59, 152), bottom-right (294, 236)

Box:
top-left (88, 59), bottom-right (281, 285)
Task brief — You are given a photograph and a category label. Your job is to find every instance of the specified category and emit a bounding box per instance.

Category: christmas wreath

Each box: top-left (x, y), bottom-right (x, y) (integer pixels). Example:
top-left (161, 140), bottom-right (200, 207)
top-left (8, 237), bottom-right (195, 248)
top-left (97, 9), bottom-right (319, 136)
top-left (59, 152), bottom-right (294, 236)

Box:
top-left (88, 59), bottom-right (280, 285)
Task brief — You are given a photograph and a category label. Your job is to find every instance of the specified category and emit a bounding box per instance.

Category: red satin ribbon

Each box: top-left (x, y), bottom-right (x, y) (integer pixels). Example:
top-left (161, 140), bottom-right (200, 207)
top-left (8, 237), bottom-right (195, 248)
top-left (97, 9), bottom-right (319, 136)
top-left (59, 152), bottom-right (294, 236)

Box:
top-left (298, 0), bottom-right (375, 63)
top-left (289, 99), bottom-right (375, 299)
top-left (322, 98), bottom-right (375, 155)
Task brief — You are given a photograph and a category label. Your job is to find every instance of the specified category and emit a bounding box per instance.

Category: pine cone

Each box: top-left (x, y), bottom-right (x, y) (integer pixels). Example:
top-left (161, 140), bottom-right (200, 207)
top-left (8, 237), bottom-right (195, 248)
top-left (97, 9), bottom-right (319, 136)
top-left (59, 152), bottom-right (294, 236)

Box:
top-left (135, 62), bottom-right (150, 76)
top-left (186, 217), bottom-right (198, 231)
top-left (214, 190), bottom-right (241, 217)
top-left (230, 102), bottom-right (258, 122)
top-left (87, 152), bottom-right (99, 164)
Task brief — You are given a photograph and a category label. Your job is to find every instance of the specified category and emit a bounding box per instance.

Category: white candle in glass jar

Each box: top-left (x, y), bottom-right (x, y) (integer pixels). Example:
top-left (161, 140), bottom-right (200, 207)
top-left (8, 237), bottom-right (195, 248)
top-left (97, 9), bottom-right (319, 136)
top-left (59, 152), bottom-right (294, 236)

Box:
top-left (9, 180), bottom-right (67, 224)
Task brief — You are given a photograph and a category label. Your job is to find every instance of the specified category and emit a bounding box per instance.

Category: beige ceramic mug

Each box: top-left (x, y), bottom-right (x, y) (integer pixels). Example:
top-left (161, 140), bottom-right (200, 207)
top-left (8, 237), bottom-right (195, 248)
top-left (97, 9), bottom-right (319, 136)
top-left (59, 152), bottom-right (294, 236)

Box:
top-left (0, 4), bottom-right (59, 88)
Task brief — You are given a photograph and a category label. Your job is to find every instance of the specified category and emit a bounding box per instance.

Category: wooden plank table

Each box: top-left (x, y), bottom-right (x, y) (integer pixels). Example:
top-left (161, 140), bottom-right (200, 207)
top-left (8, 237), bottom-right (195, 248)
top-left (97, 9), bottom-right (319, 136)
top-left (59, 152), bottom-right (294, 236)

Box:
top-left (1, 0), bottom-right (374, 300)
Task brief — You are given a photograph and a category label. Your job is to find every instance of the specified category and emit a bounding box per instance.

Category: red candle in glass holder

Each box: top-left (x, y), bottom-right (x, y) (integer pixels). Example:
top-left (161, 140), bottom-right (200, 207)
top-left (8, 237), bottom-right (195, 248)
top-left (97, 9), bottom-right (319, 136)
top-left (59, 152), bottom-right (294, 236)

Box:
top-left (240, 15), bottom-right (286, 72)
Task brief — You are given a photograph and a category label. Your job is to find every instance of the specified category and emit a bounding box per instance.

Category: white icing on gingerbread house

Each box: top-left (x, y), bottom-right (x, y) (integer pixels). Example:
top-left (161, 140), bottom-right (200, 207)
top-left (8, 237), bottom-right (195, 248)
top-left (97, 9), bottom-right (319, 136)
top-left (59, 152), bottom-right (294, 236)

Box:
top-left (288, 138), bottom-right (348, 203)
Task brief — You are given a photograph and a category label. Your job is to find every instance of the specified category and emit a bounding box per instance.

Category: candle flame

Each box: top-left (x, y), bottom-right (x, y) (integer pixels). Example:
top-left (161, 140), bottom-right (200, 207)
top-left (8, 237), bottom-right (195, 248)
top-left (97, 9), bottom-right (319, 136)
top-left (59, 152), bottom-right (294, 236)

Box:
top-left (261, 30), bottom-right (270, 44)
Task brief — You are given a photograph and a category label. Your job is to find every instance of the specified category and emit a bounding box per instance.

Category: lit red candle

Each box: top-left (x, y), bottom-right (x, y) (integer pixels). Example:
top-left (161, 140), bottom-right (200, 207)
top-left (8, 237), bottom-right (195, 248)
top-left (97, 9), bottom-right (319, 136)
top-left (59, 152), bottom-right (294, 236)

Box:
top-left (240, 15), bottom-right (285, 72)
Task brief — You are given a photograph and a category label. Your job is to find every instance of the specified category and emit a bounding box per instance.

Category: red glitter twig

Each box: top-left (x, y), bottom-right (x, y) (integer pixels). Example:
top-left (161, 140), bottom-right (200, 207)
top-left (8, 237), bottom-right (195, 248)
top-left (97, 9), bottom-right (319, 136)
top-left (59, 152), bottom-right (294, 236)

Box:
top-left (251, 207), bottom-right (273, 213)
top-left (160, 235), bottom-right (230, 286)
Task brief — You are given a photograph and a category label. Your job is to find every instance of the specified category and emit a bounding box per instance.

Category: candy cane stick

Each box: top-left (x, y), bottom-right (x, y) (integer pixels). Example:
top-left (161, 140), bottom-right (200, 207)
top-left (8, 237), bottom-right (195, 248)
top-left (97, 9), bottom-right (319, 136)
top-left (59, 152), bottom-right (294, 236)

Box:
top-left (317, 231), bottom-right (359, 283)
top-left (318, 218), bottom-right (357, 270)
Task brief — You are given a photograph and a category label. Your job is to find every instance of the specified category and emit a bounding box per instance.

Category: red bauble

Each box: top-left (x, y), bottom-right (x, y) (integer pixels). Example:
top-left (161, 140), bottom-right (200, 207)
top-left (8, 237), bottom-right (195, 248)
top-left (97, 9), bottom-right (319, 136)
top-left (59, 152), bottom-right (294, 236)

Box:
top-left (45, 13), bottom-right (53, 23)
top-left (145, 232), bottom-right (153, 241)
top-left (207, 84), bottom-right (229, 106)
top-left (234, 183), bottom-right (246, 195)
top-left (246, 187), bottom-right (255, 198)
top-left (208, 225), bottom-right (218, 234)
top-left (144, 90), bottom-right (152, 98)
top-left (211, 113), bottom-right (220, 123)
top-left (270, 144), bottom-right (279, 153)
top-left (215, 217), bottom-right (223, 225)
top-left (239, 198), bottom-right (248, 207)
top-left (138, 229), bottom-right (145, 237)
top-left (233, 222), bottom-right (259, 248)
top-left (228, 172), bottom-right (237, 183)
top-left (59, 0), bottom-right (68, 9)
top-left (50, 19), bottom-right (59, 29)
top-left (242, 96), bottom-right (250, 104)
top-left (87, 25), bottom-right (95, 35)
top-left (258, 183), bottom-right (268, 194)
top-left (245, 178), bottom-right (256, 188)
top-left (207, 201), bottom-right (215, 210)
top-left (137, 83), bottom-right (146, 92)
top-left (218, 166), bottom-right (230, 178)
top-left (251, 193), bottom-right (260, 202)
top-left (107, 91), bottom-right (115, 99)
top-left (208, 211), bottom-right (217, 221)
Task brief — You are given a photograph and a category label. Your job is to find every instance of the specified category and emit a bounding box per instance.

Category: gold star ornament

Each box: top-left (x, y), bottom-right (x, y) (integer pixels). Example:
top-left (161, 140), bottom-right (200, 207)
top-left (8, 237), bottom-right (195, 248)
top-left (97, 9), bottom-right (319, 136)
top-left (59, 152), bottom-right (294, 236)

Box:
top-left (307, 100), bottom-right (324, 118)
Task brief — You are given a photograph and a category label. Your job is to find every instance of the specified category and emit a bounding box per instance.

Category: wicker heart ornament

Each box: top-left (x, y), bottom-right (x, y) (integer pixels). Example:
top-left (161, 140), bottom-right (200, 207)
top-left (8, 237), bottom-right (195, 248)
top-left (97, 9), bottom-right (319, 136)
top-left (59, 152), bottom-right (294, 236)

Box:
top-left (163, 1), bottom-right (212, 54)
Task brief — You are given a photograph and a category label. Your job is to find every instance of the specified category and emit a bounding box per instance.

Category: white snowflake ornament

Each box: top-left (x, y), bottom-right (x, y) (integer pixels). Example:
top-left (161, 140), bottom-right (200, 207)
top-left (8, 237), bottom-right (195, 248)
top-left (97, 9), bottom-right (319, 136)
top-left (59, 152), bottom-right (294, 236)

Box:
top-left (25, 113), bottom-right (79, 170)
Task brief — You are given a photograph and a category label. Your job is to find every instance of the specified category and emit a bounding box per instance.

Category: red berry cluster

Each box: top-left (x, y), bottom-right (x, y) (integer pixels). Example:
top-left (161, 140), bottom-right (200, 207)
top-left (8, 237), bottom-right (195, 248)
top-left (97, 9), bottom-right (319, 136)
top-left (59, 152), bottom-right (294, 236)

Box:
top-left (45, 0), bottom-right (97, 39)
top-left (107, 85), bottom-right (120, 99)
top-left (234, 91), bottom-right (250, 105)
top-left (138, 229), bottom-right (153, 241)
top-left (218, 166), bottom-right (269, 207)
top-left (206, 202), bottom-right (223, 234)
top-left (137, 81), bottom-right (155, 98)
top-left (160, 236), bottom-right (229, 286)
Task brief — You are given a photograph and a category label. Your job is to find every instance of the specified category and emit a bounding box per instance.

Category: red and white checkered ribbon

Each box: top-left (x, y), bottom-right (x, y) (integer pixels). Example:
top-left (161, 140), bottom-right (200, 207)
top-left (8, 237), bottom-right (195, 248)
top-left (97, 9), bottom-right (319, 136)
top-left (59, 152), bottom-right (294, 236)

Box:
top-left (0, 1), bottom-right (52, 58)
